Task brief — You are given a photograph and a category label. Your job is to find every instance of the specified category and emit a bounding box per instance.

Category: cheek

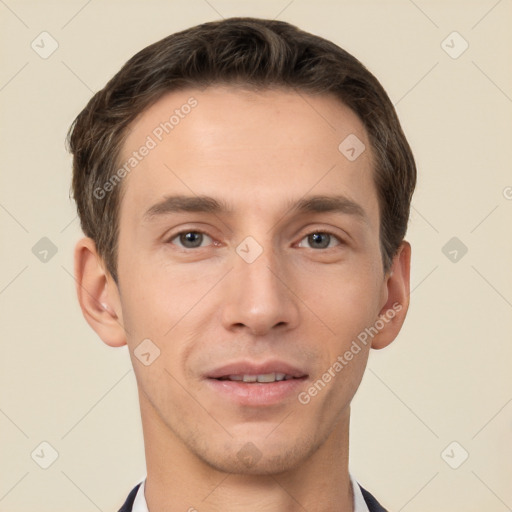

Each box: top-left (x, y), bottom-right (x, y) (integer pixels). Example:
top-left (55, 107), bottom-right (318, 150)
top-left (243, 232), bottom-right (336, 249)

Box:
top-left (119, 279), bottom-right (166, 339)
top-left (118, 243), bottom-right (186, 325)
top-left (299, 264), bottom-right (382, 335)
top-left (119, 262), bottom-right (210, 370)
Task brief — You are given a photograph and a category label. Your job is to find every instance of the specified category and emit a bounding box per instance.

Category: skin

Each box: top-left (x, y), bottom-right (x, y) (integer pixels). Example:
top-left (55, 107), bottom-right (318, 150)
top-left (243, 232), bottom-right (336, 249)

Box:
top-left (74, 86), bottom-right (411, 512)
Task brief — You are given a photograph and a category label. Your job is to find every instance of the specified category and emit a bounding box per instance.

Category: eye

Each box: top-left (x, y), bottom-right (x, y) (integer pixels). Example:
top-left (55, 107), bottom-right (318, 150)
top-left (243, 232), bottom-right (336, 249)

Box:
top-left (297, 231), bottom-right (343, 250)
top-left (168, 230), bottom-right (213, 249)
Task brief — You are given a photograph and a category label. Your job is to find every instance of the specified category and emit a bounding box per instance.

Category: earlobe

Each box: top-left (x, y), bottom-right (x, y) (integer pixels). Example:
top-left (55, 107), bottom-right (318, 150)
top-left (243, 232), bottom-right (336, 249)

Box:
top-left (371, 241), bottom-right (411, 350)
top-left (74, 237), bottom-right (126, 347)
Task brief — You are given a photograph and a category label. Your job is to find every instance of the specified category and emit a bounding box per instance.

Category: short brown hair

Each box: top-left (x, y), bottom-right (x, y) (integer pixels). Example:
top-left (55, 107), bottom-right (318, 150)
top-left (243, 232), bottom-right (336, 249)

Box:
top-left (68, 17), bottom-right (416, 284)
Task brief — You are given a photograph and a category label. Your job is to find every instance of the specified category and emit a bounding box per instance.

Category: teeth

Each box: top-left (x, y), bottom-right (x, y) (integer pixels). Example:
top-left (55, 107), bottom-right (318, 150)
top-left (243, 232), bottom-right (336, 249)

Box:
top-left (257, 373), bottom-right (276, 383)
top-left (222, 372), bottom-right (294, 383)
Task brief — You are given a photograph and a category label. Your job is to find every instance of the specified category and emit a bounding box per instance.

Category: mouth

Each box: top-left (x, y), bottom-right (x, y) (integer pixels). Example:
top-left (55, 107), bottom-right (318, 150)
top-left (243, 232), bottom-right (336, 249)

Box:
top-left (204, 361), bottom-right (308, 406)
top-left (214, 372), bottom-right (302, 383)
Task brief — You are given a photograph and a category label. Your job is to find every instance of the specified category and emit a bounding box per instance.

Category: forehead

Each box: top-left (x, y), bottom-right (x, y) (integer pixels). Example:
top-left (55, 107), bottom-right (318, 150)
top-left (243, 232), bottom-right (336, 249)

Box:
top-left (116, 85), bottom-right (379, 229)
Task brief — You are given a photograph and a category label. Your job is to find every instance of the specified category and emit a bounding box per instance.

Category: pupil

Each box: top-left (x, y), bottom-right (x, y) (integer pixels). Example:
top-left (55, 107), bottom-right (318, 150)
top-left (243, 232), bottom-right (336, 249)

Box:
top-left (181, 232), bottom-right (202, 247)
top-left (309, 233), bottom-right (329, 249)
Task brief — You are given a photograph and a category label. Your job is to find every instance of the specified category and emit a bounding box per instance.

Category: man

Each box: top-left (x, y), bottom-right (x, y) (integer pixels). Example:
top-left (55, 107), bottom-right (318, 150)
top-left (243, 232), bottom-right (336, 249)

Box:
top-left (68, 17), bottom-right (415, 512)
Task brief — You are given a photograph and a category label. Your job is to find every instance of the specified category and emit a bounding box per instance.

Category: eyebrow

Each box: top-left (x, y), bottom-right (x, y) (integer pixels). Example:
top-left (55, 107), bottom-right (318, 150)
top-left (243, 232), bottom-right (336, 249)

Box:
top-left (142, 194), bottom-right (368, 224)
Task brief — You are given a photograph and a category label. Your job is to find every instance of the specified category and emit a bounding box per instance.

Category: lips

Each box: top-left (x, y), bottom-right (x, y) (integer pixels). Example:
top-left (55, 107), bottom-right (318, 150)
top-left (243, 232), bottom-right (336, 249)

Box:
top-left (204, 360), bottom-right (309, 406)
top-left (206, 360), bottom-right (308, 381)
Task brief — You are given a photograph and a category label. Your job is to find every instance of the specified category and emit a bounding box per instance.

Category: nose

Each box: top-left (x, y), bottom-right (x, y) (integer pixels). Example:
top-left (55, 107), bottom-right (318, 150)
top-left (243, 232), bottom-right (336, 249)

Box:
top-left (220, 242), bottom-right (300, 337)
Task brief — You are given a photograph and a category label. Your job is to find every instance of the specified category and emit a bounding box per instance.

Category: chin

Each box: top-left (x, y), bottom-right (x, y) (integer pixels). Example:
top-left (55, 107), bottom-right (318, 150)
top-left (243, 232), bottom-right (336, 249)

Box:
top-left (194, 433), bottom-right (320, 476)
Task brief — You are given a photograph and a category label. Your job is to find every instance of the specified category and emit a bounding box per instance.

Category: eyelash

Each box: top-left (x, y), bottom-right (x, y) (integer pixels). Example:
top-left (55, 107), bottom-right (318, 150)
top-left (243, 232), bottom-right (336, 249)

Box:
top-left (166, 229), bottom-right (346, 250)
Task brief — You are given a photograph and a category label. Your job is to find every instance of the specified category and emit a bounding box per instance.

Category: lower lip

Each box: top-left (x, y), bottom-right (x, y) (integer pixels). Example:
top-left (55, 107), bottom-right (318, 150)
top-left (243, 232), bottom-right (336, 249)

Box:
top-left (205, 377), bottom-right (307, 406)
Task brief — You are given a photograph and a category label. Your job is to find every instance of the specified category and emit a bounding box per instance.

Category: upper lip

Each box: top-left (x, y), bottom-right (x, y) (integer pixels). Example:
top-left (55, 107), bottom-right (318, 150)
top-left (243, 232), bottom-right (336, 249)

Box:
top-left (206, 360), bottom-right (308, 379)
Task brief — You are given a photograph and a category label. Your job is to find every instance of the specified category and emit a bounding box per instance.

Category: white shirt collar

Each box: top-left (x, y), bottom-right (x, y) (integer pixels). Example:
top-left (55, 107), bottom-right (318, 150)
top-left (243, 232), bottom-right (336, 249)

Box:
top-left (351, 473), bottom-right (371, 512)
top-left (132, 473), bottom-right (370, 512)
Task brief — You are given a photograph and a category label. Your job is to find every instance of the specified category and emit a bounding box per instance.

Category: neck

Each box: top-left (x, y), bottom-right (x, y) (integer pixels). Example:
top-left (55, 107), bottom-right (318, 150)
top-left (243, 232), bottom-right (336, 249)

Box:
top-left (139, 392), bottom-right (353, 512)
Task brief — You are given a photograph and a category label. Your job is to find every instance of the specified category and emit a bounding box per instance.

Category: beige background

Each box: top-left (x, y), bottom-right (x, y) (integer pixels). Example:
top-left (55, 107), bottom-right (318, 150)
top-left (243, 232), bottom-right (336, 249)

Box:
top-left (1, 0), bottom-right (511, 511)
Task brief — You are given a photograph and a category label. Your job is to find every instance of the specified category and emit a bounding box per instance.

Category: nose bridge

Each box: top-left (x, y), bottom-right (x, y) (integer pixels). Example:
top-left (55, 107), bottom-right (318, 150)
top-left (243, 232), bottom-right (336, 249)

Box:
top-left (237, 237), bottom-right (281, 294)
top-left (221, 235), bottom-right (299, 335)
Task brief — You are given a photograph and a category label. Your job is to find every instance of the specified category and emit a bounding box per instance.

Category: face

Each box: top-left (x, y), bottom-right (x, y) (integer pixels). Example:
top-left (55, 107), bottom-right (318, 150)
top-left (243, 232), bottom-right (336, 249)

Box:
top-left (88, 86), bottom-right (408, 475)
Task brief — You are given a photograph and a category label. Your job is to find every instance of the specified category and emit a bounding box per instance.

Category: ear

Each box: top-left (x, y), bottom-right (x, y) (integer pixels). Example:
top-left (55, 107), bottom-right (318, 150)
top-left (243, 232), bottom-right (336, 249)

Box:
top-left (73, 237), bottom-right (126, 347)
top-left (371, 240), bottom-right (411, 350)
